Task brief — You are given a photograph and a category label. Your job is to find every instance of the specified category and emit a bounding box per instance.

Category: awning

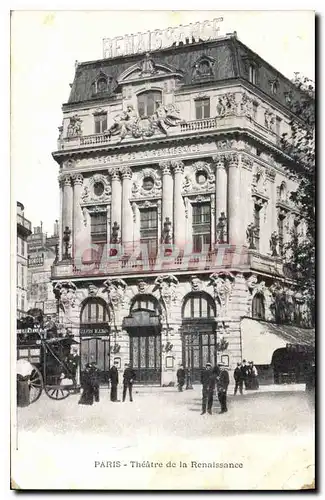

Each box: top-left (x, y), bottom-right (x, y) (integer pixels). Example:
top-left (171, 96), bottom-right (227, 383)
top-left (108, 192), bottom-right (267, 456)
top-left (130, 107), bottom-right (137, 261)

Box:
top-left (240, 318), bottom-right (315, 365)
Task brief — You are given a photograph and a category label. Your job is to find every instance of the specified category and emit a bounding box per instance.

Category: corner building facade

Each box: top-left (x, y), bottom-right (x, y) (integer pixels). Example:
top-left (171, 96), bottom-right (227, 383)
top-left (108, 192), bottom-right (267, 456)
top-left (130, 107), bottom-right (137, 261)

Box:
top-left (52, 33), bottom-right (313, 385)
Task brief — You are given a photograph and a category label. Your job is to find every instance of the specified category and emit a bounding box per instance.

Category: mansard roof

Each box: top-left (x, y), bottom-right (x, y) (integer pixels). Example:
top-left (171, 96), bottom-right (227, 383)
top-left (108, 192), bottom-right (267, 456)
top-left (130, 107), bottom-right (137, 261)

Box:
top-left (65, 35), bottom-right (304, 111)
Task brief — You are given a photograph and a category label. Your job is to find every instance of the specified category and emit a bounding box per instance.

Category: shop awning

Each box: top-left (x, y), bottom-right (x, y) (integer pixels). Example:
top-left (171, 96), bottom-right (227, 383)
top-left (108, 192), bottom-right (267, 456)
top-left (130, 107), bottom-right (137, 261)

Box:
top-left (240, 318), bottom-right (315, 365)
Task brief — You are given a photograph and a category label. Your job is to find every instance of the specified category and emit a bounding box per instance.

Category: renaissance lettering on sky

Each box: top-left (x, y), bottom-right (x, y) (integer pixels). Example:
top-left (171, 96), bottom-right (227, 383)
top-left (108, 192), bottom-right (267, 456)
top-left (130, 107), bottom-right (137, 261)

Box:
top-left (103, 18), bottom-right (223, 59)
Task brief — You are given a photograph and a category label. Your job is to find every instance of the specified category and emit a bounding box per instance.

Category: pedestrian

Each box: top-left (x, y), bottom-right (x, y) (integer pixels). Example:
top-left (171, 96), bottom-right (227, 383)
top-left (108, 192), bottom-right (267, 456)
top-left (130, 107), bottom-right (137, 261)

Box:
top-left (89, 362), bottom-right (100, 402)
top-left (249, 361), bottom-right (259, 390)
top-left (241, 359), bottom-right (250, 390)
top-left (78, 364), bottom-right (94, 405)
top-left (233, 362), bottom-right (244, 395)
top-left (109, 361), bottom-right (119, 402)
top-left (176, 364), bottom-right (186, 392)
top-left (66, 346), bottom-right (80, 380)
top-left (122, 363), bottom-right (136, 402)
top-left (200, 363), bottom-right (218, 415)
top-left (16, 359), bottom-right (34, 407)
top-left (216, 364), bottom-right (230, 414)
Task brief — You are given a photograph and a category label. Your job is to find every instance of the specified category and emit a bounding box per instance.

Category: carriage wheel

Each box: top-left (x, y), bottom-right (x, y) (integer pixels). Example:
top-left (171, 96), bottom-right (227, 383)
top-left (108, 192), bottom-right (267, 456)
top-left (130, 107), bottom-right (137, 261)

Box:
top-left (44, 385), bottom-right (71, 400)
top-left (29, 367), bottom-right (43, 404)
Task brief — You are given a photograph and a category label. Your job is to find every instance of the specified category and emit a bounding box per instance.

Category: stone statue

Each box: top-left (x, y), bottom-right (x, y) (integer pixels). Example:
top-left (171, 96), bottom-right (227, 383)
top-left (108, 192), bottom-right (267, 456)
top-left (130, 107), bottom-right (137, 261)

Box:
top-left (264, 109), bottom-right (275, 131)
top-left (270, 231), bottom-right (278, 256)
top-left (141, 53), bottom-right (156, 74)
top-left (105, 105), bottom-right (138, 141)
top-left (67, 115), bottom-right (82, 137)
top-left (246, 223), bottom-right (257, 250)
top-left (216, 212), bottom-right (227, 244)
top-left (151, 102), bottom-right (182, 135)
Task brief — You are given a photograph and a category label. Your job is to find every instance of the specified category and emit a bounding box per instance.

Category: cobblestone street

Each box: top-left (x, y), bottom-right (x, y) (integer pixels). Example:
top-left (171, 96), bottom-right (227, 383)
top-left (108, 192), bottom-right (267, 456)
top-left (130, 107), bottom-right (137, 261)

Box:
top-left (12, 384), bottom-right (315, 490)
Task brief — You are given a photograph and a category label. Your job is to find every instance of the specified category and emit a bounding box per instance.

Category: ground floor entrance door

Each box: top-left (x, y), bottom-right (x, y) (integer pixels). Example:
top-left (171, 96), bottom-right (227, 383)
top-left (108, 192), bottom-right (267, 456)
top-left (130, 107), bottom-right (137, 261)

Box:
top-left (182, 328), bottom-right (217, 384)
top-left (80, 337), bottom-right (110, 384)
top-left (129, 330), bottom-right (161, 384)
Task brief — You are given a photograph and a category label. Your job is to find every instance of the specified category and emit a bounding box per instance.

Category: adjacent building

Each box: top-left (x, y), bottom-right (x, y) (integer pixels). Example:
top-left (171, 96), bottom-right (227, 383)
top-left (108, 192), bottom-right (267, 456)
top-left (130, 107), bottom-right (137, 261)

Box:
top-left (51, 28), bottom-right (314, 385)
top-left (17, 202), bottom-right (32, 319)
top-left (27, 221), bottom-right (60, 319)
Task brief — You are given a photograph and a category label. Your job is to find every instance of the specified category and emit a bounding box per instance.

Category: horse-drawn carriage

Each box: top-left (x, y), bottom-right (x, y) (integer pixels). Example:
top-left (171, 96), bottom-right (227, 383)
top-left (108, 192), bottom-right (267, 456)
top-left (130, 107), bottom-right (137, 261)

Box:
top-left (17, 313), bottom-right (80, 404)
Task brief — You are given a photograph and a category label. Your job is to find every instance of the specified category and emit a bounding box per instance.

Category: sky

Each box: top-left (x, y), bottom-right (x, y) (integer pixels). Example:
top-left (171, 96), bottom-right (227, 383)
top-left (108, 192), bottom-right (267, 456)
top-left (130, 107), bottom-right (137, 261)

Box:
top-left (11, 9), bottom-right (315, 235)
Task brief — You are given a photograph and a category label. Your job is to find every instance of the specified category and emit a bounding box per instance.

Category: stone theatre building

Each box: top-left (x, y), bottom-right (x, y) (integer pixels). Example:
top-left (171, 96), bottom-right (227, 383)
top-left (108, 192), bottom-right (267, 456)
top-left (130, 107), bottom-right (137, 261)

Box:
top-left (51, 28), bottom-right (313, 385)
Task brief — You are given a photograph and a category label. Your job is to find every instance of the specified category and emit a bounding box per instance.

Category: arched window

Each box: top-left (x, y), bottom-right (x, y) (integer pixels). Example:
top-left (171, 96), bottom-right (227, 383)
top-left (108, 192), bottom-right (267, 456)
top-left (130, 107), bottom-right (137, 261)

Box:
top-left (182, 292), bottom-right (216, 320)
top-left (130, 294), bottom-right (160, 314)
top-left (252, 293), bottom-right (265, 320)
top-left (80, 298), bottom-right (109, 324)
top-left (137, 91), bottom-right (162, 118)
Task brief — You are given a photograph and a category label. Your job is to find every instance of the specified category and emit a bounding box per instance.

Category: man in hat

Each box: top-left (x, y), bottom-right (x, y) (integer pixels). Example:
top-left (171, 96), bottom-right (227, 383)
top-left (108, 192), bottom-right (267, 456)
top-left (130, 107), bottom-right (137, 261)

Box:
top-left (217, 364), bottom-right (230, 414)
top-left (122, 363), bottom-right (136, 402)
top-left (176, 364), bottom-right (186, 392)
top-left (200, 362), bottom-right (217, 415)
top-left (109, 361), bottom-right (119, 402)
top-left (233, 362), bottom-right (244, 395)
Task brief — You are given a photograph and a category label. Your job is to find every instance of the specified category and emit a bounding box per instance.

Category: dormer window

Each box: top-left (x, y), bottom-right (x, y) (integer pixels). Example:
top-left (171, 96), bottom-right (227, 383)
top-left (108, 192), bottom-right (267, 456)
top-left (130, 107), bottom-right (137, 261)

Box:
top-left (270, 79), bottom-right (279, 95)
top-left (91, 72), bottom-right (110, 95)
top-left (137, 90), bottom-right (162, 118)
top-left (249, 64), bottom-right (257, 85)
top-left (192, 56), bottom-right (215, 80)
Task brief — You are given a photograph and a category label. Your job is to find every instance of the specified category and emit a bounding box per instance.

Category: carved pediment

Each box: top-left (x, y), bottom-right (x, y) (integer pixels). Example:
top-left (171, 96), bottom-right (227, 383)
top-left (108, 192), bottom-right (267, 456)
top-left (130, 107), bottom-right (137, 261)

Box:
top-left (118, 56), bottom-right (184, 84)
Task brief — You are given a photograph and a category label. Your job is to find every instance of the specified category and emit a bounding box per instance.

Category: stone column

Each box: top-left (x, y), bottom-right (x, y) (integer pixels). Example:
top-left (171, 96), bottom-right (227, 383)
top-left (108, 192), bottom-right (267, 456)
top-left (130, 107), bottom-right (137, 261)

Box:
top-left (110, 168), bottom-right (122, 241)
top-left (160, 161), bottom-right (173, 237)
top-left (121, 167), bottom-right (133, 252)
top-left (213, 154), bottom-right (228, 224)
top-left (227, 153), bottom-right (241, 246)
top-left (58, 174), bottom-right (64, 259)
top-left (171, 160), bottom-right (185, 250)
top-left (62, 174), bottom-right (73, 252)
top-left (71, 173), bottom-right (84, 259)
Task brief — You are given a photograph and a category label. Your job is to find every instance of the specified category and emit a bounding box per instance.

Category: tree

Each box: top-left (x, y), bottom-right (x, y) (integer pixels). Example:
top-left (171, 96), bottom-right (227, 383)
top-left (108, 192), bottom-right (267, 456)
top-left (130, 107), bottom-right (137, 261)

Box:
top-left (281, 73), bottom-right (315, 324)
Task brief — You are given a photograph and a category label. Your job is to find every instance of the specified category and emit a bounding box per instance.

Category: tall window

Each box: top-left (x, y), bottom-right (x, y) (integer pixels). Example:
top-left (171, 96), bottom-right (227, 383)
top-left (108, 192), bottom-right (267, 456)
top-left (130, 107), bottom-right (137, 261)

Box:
top-left (90, 213), bottom-right (107, 244)
top-left (140, 208), bottom-right (158, 257)
top-left (131, 295), bottom-right (159, 313)
top-left (21, 296), bottom-right (25, 313)
top-left (182, 292), bottom-right (216, 319)
top-left (249, 65), bottom-right (257, 85)
top-left (192, 202), bottom-right (211, 253)
top-left (195, 98), bottom-right (210, 119)
top-left (137, 91), bottom-right (162, 118)
top-left (278, 214), bottom-right (285, 256)
top-left (81, 298), bottom-right (109, 324)
top-left (21, 239), bottom-right (25, 256)
top-left (254, 204), bottom-right (261, 251)
top-left (252, 294), bottom-right (265, 319)
top-left (94, 113), bottom-right (107, 134)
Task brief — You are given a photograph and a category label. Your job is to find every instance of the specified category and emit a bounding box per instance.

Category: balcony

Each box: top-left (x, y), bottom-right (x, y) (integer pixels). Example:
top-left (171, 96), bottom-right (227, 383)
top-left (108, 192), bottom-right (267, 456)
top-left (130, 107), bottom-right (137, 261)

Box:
top-left (51, 246), bottom-right (284, 280)
top-left (17, 214), bottom-right (32, 237)
top-left (57, 114), bottom-right (280, 154)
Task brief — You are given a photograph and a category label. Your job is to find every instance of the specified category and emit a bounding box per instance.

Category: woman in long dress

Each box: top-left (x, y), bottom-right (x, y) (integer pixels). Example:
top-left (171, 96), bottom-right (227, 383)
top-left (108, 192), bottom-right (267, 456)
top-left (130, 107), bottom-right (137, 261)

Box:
top-left (78, 364), bottom-right (94, 405)
top-left (250, 362), bottom-right (259, 390)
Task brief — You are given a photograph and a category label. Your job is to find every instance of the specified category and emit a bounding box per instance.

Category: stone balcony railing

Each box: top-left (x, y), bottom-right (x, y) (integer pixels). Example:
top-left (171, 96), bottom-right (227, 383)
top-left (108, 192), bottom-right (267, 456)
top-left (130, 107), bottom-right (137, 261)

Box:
top-left (51, 246), bottom-right (284, 280)
top-left (57, 114), bottom-right (280, 152)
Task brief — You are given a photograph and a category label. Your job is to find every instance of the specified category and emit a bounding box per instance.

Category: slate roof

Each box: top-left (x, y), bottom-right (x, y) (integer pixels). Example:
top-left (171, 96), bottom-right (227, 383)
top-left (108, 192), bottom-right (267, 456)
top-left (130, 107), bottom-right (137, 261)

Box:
top-left (66, 35), bottom-right (304, 111)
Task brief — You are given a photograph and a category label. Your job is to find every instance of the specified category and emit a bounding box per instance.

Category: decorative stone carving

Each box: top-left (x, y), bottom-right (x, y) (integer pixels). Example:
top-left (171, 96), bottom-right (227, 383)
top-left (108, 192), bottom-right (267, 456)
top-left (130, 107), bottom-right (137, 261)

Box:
top-left (270, 231), bottom-right (279, 257)
top-left (67, 115), bottom-right (82, 137)
top-left (131, 167), bottom-right (162, 199)
top-left (216, 212), bottom-right (227, 244)
top-left (159, 161), bottom-right (171, 176)
top-left (131, 202), bottom-right (137, 223)
top-left (190, 276), bottom-right (202, 292)
top-left (216, 93), bottom-right (237, 117)
top-left (239, 93), bottom-right (254, 119)
top-left (182, 161), bottom-right (214, 194)
top-left (140, 53), bottom-right (156, 75)
top-left (171, 160), bottom-right (184, 174)
top-left (246, 274), bottom-right (265, 295)
top-left (72, 173), bottom-right (84, 186)
top-left (53, 281), bottom-right (77, 311)
top-left (264, 109), bottom-right (276, 131)
top-left (192, 55), bottom-right (215, 79)
top-left (82, 207), bottom-right (88, 227)
top-left (252, 166), bottom-right (267, 194)
top-left (111, 222), bottom-right (120, 244)
top-left (88, 284), bottom-right (98, 297)
top-left (120, 167), bottom-right (133, 180)
top-left (246, 223), bottom-right (258, 249)
top-left (137, 279), bottom-right (148, 294)
top-left (105, 101), bottom-right (183, 141)
top-left (241, 155), bottom-right (254, 170)
top-left (60, 173), bottom-right (72, 187)
top-left (224, 153), bottom-right (239, 167)
top-left (80, 174), bottom-right (111, 206)
top-left (87, 205), bottom-right (108, 214)
top-left (64, 158), bottom-right (77, 169)
top-left (216, 139), bottom-right (236, 151)
top-left (209, 272), bottom-right (234, 315)
top-left (103, 278), bottom-right (127, 310)
top-left (153, 275), bottom-right (179, 307)
top-left (162, 217), bottom-right (172, 244)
